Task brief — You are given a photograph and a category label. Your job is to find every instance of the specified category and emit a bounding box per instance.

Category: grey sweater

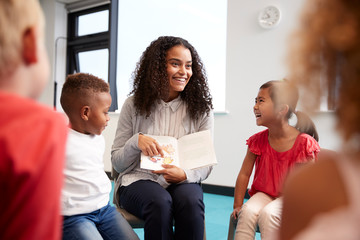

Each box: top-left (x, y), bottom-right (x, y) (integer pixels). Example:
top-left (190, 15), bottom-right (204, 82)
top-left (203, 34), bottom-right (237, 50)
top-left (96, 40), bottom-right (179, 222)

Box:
top-left (111, 96), bottom-right (214, 207)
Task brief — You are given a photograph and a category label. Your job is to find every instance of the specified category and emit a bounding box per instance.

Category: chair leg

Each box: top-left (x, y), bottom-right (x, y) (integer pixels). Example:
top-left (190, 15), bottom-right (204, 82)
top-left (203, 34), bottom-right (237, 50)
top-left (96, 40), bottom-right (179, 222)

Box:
top-left (227, 214), bottom-right (237, 240)
top-left (203, 219), bottom-right (206, 240)
top-left (227, 213), bottom-right (260, 240)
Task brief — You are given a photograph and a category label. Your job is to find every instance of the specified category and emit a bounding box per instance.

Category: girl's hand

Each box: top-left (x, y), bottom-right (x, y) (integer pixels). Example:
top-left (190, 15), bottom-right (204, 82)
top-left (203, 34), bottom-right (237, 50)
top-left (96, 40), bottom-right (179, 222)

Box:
top-left (138, 134), bottom-right (164, 157)
top-left (153, 165), bottom-right (187, 183)
top-left (232, 207), bottom-right (242, 220)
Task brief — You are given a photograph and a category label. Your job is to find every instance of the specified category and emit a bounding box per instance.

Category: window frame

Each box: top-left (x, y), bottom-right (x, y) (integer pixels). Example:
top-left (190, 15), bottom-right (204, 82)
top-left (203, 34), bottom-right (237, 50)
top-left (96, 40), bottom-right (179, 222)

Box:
top-left (66, 2), bottom-right (118, 111)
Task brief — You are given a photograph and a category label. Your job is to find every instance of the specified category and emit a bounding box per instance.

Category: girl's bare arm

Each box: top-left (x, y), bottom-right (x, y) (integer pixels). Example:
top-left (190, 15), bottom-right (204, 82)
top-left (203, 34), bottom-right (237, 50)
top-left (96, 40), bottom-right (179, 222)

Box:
top-left (232, 148), bottom-right (256, 218)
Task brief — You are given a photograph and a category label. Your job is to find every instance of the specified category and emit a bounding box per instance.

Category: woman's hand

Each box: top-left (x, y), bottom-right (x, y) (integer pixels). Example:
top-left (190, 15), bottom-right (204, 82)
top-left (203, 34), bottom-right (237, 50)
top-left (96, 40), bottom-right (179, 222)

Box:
top-left (232, 206), bottom-right (242, 220)
top-left (153, 165), bottom-right (187, 183)
top-left (138, 134), bottom-right (164, 157)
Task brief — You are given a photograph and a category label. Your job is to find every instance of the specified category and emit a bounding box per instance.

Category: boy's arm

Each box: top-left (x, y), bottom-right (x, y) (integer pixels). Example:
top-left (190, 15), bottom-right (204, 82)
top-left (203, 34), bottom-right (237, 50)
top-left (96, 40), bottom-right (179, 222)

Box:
top-left (232, 148), bottom-right (256, 219)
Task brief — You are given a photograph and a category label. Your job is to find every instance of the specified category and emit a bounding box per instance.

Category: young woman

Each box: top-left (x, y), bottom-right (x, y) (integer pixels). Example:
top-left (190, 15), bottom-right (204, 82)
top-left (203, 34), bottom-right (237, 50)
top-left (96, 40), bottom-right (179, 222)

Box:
top-left (111, 36), bottom-right (213, 240)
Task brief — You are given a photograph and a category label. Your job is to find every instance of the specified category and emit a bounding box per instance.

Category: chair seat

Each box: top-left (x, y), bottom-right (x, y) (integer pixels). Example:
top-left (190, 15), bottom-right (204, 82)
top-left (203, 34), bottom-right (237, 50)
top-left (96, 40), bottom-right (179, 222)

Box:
top-left (117, 207), bottom-right (145, 228)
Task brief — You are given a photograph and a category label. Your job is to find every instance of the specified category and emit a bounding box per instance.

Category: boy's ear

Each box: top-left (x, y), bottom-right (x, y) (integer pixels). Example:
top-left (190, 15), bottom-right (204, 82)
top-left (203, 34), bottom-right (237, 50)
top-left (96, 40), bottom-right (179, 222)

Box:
top-left (23, 27), bottom-right (38, 65)
top-left (80, 106), bottom-right (90, 121)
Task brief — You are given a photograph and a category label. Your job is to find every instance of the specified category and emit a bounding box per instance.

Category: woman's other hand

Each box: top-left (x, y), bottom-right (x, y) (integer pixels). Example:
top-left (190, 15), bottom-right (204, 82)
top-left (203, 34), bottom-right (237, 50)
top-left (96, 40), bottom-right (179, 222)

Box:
top-left (153, 165), bottom-right (187, 183)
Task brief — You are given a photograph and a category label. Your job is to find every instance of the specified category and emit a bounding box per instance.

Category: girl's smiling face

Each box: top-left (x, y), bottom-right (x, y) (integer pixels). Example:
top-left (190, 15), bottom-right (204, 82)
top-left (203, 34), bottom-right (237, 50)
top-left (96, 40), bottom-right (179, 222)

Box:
top-left (253, 87), bottom-right (278, 127)
top-left (165, 45), bottom-right (192, 102)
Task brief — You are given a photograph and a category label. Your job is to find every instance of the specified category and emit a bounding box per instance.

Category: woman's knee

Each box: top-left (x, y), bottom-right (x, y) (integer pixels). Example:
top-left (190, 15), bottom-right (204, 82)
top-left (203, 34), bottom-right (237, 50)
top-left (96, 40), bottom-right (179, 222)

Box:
top-left (144, 192), bottom-right (173, 213)
top-left (142, 193), bottom-right (173, 229)
top-left (172, 192), bottom-right (203, 217)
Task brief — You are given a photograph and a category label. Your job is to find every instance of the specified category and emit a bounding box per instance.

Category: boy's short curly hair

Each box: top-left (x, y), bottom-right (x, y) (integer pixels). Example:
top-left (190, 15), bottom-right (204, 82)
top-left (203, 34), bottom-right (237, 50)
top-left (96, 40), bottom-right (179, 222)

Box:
top-left (130, 36), bottom-right (213, 120)
top-left (60, 73), bottom-right (109, 115)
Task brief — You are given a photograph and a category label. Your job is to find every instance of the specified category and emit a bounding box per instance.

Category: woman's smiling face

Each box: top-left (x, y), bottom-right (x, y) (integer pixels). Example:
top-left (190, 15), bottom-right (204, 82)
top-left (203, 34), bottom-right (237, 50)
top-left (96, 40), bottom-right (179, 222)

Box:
top-left (165, 45), bottom-right (192, 102)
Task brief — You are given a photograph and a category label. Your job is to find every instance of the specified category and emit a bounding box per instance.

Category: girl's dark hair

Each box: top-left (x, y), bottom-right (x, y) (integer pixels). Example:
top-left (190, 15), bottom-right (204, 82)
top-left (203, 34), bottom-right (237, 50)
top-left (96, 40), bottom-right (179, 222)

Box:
top-left (260, 80), bottom-right (319, 141)
top-left (130, 36), bottom-right (213, 120)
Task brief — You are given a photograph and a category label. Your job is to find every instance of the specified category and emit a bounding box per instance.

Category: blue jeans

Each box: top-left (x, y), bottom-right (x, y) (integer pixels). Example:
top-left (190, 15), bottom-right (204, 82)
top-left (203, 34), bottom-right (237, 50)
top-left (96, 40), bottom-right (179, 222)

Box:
top-left (62, 203), bottom-right (139, 240)
top-left (119, 180), bottom-right (205, 240)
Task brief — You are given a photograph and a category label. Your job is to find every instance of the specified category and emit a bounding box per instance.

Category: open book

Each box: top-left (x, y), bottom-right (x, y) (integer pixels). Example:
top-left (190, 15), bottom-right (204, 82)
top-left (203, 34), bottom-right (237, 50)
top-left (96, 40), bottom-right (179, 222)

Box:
top-left (140, 130), bottom-right (217, 170)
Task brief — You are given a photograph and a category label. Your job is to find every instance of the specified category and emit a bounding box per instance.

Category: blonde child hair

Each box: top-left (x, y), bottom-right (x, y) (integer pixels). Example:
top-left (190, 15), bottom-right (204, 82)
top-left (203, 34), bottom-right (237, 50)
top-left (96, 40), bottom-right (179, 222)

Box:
top-left (0, 0), bottom-right (44, 77)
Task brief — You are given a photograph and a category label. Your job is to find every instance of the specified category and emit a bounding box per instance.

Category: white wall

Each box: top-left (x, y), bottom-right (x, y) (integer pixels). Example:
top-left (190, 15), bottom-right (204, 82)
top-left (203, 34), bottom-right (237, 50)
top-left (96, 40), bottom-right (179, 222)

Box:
top-left (39, 0), bottom-right (68, 108)
top-left (206, 0), bottom-right (341, 187)
top-left (42, 0), bottom-right (341, 188)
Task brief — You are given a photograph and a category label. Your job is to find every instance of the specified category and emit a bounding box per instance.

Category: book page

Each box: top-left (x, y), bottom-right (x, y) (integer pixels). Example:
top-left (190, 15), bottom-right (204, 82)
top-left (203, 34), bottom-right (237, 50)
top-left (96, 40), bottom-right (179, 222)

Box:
top-left (178, 130), bottom-right (217, 169)
top-left (140, 135), bottom-right (180, 170)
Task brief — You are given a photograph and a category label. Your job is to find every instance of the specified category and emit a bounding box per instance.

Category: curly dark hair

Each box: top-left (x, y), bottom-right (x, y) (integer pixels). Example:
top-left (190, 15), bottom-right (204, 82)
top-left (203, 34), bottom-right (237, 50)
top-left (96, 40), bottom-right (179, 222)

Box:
top-left (288, 0), bottom-right (360, 141)
top-left (60, 73), bottom-right (109, 115)
top-left (130, 36), bottom-right (213, 120)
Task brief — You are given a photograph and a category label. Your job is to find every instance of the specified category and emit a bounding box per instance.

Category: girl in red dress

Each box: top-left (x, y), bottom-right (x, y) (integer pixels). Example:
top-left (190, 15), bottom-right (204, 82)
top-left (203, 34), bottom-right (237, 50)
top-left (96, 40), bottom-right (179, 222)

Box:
top-left (231, 80), bottom-right (320, 240)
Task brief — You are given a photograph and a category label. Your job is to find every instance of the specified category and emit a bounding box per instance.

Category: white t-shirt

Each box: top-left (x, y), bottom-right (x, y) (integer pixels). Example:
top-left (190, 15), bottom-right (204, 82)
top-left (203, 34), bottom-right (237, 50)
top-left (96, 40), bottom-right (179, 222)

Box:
top-left (61, 129), bottom-right (111, 216)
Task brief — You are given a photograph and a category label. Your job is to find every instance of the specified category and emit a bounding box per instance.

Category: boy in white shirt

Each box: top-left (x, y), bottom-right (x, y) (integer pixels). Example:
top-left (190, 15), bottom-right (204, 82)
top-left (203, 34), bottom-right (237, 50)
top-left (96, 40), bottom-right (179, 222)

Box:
top-left (60, 73), bottom-right (138, 240)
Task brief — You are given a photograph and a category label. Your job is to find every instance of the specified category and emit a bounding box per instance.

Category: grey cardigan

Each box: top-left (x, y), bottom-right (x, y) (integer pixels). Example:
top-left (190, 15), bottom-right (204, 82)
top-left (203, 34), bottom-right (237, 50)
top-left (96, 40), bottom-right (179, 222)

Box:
top-left (111, 96), bottom-right (214, 207)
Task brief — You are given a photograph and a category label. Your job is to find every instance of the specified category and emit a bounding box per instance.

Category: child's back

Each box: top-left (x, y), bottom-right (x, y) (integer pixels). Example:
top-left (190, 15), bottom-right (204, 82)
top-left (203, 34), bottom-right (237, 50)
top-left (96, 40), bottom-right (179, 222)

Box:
top-left (0, 1), bottom-right (68, 239)
top-left (0, 93), bottom-right (67, 240)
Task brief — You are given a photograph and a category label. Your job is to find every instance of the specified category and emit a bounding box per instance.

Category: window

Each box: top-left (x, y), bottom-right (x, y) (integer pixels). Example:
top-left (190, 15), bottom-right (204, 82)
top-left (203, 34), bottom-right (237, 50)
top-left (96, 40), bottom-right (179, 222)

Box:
top-left (65, 1), bottom-right (226, 112)
top-left (78, 10), bottom-right (109, 36)
top-left (66, 3), bottom-right (118, 111)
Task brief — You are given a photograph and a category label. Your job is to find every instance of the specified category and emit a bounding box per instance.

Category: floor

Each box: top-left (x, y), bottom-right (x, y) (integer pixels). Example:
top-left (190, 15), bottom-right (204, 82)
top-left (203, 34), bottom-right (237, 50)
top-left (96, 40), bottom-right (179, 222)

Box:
top-left (110, 182), bottom-right (261, 240)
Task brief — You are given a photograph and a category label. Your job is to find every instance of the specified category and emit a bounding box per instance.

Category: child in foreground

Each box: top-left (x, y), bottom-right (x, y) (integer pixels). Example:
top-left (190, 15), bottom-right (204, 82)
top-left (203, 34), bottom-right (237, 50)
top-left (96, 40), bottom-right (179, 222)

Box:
top-left (232, 80), bottom-right (320, 240)
top-left (278, 0), bottom-right (360, 239)
top-left (60, 73), bottom-right (138, 240)
top-left (0, 0), bottom-right (68, 239)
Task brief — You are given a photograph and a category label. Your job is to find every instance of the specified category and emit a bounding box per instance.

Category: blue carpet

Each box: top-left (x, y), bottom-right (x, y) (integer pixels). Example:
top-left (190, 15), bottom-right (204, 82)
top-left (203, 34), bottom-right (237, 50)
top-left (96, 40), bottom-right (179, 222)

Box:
top-left (110, 182), bottom-right (261, 240)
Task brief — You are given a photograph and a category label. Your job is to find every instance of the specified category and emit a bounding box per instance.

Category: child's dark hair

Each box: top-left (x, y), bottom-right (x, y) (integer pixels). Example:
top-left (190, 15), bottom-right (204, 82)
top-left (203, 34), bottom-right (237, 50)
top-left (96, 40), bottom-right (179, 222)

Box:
top-left (130, 36), bottom-right (213, 120)
top-left (60, 73), bottom-right (109, 115)
top-left (260, 80), bottom-right (319, 141)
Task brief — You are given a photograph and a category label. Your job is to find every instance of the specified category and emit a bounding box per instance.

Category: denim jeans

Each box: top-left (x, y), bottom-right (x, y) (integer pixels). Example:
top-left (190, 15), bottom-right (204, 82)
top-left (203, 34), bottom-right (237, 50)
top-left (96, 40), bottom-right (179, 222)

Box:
top-left (62, 203), bottom-right (139, 240)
